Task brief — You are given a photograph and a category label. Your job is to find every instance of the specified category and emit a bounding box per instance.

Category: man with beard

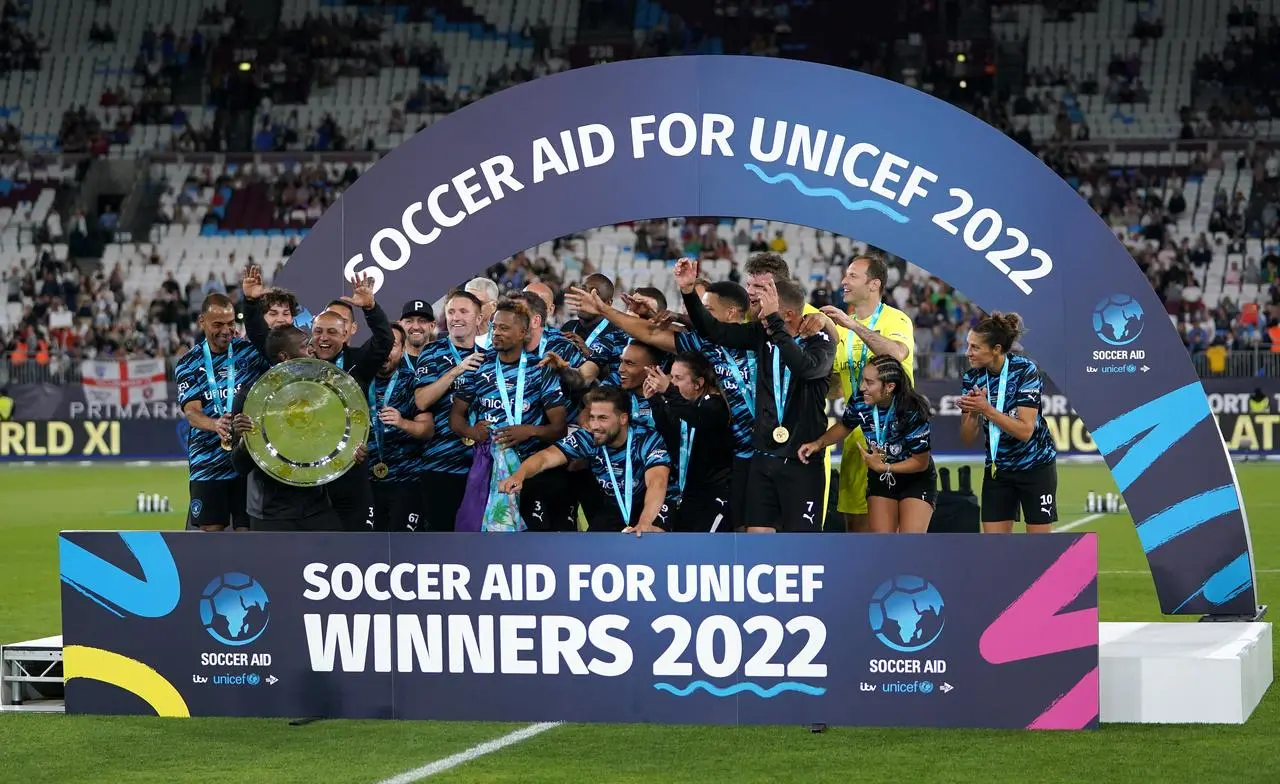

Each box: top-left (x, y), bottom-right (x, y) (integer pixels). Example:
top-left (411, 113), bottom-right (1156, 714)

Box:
top-left (451, 298), bottom-right (571, 531)
top-left (412, 290), bottom-right (487, 531)
top-left (399, 299), bottom-right (436, 369)
top-left (676, 259), bottom-right (836, 533)
top-left (500, 386), bottom-right (677, 533)
top-left (175, 293), bottom-right (270, 531)
top-left (564, 279), bottom-right (755, 529)
top-left (561, 273), bottom-right (630, 386)
top-left (367, 323), bottom-right (435, 531)
top-left (228, 325), bottom-right (342, 531)
top-left (308, 274), bottom-right (394, 530)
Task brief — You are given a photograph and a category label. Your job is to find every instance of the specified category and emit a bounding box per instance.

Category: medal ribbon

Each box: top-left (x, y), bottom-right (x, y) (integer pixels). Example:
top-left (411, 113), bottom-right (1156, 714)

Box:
top-left (871, 400), bottom-right (895, 451)
top-left (720, 347), bottom-right (756, 416)
top-left (201, 341), bottom-right (235, 419)
top-left (602, 428), bottom-right (634, 524)
top-left (367, 371), bottom-right (399, 464)
top-left (848, 302), bottom-right (883, 395)
top-left (495, 352), bottom-right (528, 427)
top-left (584, 318), bottom-right (609, 353)
top-left (988, 357), bottom-right (1011, 475)
top-left (771, 341), bottom-right (793, 431)
top-left (678, 419), bottom-right (695, 491)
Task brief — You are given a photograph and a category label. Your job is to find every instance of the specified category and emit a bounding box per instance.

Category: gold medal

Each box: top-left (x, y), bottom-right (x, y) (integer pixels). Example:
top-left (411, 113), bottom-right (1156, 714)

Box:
top-left (989, 464), bottom-right (995, 478)
top-left (461, 437), bottom-right (476, 447)
top-left (219, 433), bottom-right (233, 451)
top-left (773, 426), bottom-right (790, 443)
top-left (372, 462), bottom-right (389, 480)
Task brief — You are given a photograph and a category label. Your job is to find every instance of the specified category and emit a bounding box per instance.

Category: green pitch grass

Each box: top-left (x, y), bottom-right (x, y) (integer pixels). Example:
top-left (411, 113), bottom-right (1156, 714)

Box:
top-left (0, 462), bottom-right (1276, 784)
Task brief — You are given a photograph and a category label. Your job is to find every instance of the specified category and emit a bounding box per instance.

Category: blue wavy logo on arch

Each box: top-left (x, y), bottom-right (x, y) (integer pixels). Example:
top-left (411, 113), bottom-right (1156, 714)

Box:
top-left (742, 163), bottom-right (910, 223)
top-left (1092, 294), bottom-right (1145, 347)
top-left (869, 575), bottom-right (946, 653)
top-left (653, 680), bottom-right (826, 698)
top-left (199, 573), bottom-right (271, 646)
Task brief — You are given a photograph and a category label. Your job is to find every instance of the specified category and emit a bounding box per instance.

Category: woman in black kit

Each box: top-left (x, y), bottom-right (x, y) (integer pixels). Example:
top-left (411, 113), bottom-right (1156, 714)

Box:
top-left (643, 351), bottom-right (735, 532)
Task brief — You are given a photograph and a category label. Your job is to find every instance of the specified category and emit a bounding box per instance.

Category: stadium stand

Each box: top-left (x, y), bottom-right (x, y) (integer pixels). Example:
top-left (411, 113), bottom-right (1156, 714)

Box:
top-left (3, 0), bottom-right (1280, 385)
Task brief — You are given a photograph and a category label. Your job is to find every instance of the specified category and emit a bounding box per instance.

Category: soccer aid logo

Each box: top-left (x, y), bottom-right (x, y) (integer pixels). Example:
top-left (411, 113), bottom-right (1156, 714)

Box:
top-left (1091, 294), bottom-right (1145, 347)
top-left (199, 572), bottom-right (271, 646)
top-left (868, 575), bottom-right (946, 653)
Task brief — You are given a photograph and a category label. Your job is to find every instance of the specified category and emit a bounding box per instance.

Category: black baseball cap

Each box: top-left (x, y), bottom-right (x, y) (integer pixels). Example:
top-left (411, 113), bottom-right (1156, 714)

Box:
top-left (401, 300), bottom-right (435, 320)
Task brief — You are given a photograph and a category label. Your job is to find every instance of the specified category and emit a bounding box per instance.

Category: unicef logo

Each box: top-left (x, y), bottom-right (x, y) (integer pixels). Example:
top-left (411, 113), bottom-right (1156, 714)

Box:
top-left (869, 575), bottom-right (946, 653)
top-left (199, 572), bottom-right (271, 647)
top-left (1092, 294), bottom-right (1145, 347)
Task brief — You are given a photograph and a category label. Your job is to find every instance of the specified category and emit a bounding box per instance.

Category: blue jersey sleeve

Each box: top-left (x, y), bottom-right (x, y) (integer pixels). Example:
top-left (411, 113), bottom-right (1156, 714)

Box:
top-left (1012, 361), bottom-right (1043, 409)
top-left (554, 429), bottom-right (594, 461)
top-left (960, 368), bottom-right (979, 396)
top-left (900, 409), bottom-right (931, 456)
top-left (673, 330), bottom-right (704, 354)
top-left (640, 430), bottom-right (672, 470)
top-left (841, 398), bottom-right (864, 431)
top-left (175, 354), bottom-right (204, 408)
top-left (537, 365), bottom-right (567, 411)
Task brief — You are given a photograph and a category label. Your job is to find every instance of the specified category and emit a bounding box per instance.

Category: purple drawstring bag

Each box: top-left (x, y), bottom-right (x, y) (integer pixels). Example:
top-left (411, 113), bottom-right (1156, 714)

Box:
top-left (454, 441), bottom-right (492, 532)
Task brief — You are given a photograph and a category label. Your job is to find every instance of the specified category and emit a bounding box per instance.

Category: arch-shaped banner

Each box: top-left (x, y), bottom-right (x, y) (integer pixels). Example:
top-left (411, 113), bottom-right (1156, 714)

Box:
top-left (279, 56), bottom-right (1256, 617)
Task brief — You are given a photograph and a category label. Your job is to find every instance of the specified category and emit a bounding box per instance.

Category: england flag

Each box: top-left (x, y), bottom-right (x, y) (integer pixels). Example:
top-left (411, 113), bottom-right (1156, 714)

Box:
top-left (80, 358), bottom-right (169, 407)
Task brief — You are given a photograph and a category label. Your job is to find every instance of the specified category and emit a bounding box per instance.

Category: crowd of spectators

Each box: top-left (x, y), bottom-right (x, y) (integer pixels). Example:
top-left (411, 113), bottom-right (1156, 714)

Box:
top-left (9, 2), bottom-right (1280, 378)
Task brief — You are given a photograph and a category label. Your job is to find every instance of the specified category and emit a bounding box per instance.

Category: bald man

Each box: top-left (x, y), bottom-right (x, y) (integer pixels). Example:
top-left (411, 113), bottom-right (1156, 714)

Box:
top-left (523, 281), bottom-right (556, 320)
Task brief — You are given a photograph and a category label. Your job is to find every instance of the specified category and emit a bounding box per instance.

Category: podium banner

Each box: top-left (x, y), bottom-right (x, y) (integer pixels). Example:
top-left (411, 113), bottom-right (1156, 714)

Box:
top-left (60, 531), bottom-right (1098, 729)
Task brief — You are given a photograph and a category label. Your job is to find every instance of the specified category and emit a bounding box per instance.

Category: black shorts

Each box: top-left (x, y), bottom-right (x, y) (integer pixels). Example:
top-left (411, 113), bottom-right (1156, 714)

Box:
top-left (729, 455), bottom-right (752, 530)
top-left (187, 478), bottom-right (248, 529)
top-left (419, 471), bottom-right (468, 532)
top-left (867, 462), bottom-right (937, 506)
top-left (743, 453), bottom-right (825, 532)
top-left (326, 467), bottom-right (374, 532)
top-left (567, 459), bottom-right (602, 525)
top-left (674, 485), bottom-right (733, 532)
top-left (587, 495), bottom-right (676, 532)
top-left (371, 480), bottom-right (424, 532)
top-left (520, 465), bottom-right (577, 532)
top-left (981, 462), bottom-right (1058, 524)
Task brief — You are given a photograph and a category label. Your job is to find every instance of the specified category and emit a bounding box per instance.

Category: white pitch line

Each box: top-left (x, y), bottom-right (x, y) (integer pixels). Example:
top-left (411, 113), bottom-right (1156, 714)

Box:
top-left (1054, 513), bottom-right (1104, 532)
top-left (375, 722), bottom-right (562, 784)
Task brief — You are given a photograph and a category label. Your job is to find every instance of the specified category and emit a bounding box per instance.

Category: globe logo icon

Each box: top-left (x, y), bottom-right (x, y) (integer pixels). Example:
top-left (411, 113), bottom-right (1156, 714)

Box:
top-left (199, 572), bottom-right (270, 647)
top-left (1092, 294), bottom-right (1145, 347)
top-left (868, 575), bottom-right (946, 653)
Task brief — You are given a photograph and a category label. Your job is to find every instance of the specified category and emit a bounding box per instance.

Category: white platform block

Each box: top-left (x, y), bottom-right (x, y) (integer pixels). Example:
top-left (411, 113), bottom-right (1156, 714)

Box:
top-left (1099, 622), bottom-right (1272, 724)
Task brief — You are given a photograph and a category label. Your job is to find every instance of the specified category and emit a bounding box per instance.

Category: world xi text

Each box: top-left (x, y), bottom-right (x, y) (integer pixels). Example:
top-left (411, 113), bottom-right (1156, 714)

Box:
top-left (301, 562), bottom-right (828, 678)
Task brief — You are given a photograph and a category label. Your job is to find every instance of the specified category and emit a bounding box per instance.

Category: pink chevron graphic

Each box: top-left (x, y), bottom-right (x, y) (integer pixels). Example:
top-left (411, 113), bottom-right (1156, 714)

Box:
top-left (980, 535), bottom-right (1099, 664)
top-left (979, 535), bottom-right (1099, 730)
top-left (1027, 666), bottom-right (1100, 730)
